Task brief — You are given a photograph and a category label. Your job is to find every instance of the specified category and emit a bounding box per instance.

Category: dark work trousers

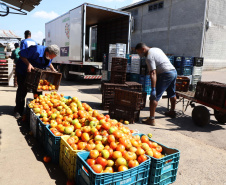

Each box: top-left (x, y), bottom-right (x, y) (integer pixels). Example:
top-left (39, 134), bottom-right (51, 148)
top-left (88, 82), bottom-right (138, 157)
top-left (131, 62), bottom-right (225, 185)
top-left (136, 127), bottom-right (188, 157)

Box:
top-left (15, 73), bottom-right (42, 116)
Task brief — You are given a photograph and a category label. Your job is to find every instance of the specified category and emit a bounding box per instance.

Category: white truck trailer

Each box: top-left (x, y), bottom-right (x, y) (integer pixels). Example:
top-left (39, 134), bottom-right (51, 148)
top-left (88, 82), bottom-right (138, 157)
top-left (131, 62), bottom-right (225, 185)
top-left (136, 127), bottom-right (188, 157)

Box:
top-left (44, 3), bottom-right (131, 80)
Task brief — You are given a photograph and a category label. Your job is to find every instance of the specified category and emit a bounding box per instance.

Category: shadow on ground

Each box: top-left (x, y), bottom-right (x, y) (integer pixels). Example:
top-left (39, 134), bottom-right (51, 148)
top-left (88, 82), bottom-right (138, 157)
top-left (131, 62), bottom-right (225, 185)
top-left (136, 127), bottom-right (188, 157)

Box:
top-left (139, 105), bottom-right (226, 132)
top-left (17, 119), bottom-right (67, 184)
top-left (78, 88), bottom-right (101, 95)
top-left (0, 105), bottom-right (14, 116)
top-left (60, 78), bottom-right (101, 86)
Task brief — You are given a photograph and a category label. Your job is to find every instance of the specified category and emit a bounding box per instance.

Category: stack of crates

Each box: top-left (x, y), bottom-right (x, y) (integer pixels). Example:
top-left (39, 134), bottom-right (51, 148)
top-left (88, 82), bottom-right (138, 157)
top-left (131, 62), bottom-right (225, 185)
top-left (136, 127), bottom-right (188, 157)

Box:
top-left (130, 54), bottom-right (140, 75)
top-left (0, 58), bottom-right (15, 86)
top-left (139, 75), bottom-right (152, 95)
top-left (167, 55), bottom-right (174, 65)
top-left (174, 56), bottom-right (193, 76)
top-left (110, 57), bottom-right (127, 84)
top-left (191, 57), bottom-right (203, 91)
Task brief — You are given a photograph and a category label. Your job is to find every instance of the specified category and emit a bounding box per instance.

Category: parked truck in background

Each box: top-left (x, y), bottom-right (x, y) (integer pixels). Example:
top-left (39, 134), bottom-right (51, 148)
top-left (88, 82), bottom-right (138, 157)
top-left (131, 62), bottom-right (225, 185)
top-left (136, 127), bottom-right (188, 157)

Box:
top-left (44, 3), bottom-right (132, 80)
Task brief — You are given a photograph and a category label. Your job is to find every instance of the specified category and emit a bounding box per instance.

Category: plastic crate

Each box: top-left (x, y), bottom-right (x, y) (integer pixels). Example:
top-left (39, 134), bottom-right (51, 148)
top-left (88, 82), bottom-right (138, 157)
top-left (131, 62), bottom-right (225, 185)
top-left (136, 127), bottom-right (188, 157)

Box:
top-left (167, 56), bottom-right (174, 65)
top-left (37, 117), bottom-right (49, 147)
top-left (133, 133), bottom-right (180, 185)
top-left (173, 56), bottom-right (184, 68)
top-left (75, 151), bottom-right (151, 185)
top-left (193, 57), bottom-right (203, 66)
top-left (111, 57), bottom-right (127, 73)
top-left (139, 75), bottom-right (151, 86)
top-left (60, 135), bottom-right (84, 180)
top-left (140, 65), bottom-right (149, 75)
top-left (125, 81), bottom-right (142, 91)
top-left (177, 66), bottom-right (193, 76)
top-left (30, 109), bottom-right (38, 138)
top-left (110, 71), bottom-right (126, 84)
top-left (143, 85), bottom-right (152, 95)
top-left (25, 67), bottom-right (62, 92)
top-left (191, 75), bottom-right (201, 85)
top-left (176, 76), bottom-right (190, 92)
top-left (182, 57), bottom-right (193, 67)
top-left (114, 88), bottom-right (144, 110)
top-left (192, 66), bottom-right (202, 76)
top-left (109, 104), bottom-right (140, 123)
top-left (130, 73), bottom-right (140, 83)
top-left (45, 125), bottom-right (61, 164)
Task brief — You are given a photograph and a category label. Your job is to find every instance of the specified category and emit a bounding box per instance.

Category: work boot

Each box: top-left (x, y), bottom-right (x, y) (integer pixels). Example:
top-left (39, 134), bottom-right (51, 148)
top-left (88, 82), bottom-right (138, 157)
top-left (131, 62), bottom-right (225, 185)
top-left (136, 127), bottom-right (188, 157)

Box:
top-left (142, 117), bottom-right (155, 126)
top-left (165, 110), bottom-right (176, 118)
top-left (14, 112), bottom-right (21, 119)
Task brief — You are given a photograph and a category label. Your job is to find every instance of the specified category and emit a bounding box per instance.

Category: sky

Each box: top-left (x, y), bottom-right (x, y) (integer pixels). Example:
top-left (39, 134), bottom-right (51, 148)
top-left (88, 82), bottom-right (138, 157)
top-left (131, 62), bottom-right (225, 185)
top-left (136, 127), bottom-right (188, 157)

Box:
top-left (0, 0), bottom-right (142, 44)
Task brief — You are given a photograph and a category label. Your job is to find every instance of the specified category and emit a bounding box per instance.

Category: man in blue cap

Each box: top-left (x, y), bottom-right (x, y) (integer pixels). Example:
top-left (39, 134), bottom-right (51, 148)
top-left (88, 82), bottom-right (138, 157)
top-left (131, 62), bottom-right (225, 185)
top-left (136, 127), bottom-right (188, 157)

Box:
top-left (14, 44), bottom-right (59, 119)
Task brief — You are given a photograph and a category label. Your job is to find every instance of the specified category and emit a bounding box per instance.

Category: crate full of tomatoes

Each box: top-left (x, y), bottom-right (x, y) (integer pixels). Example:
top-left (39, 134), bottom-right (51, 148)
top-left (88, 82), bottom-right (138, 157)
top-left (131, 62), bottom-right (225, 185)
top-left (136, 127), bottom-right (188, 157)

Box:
top-left (25, 68), bottom-right (62, 92)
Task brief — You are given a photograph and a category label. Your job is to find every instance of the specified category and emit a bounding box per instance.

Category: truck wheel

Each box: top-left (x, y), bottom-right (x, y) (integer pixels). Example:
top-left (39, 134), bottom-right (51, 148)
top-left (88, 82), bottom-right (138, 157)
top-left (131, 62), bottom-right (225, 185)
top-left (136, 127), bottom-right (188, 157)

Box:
top-left (192, 106), bottom-right (210, 127)
top-left (214, 109), bottom-right (226, 124)
top-left (62, 65), bottom-right (71, 80)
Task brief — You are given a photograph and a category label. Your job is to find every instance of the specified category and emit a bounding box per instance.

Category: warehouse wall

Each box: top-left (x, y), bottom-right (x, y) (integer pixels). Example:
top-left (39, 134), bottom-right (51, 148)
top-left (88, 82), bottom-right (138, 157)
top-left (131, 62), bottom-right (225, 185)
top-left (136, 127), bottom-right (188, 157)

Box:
top-left (127, 0), bottom-right (206, 56)
top-left (202, 0), bottom-right (226, 70)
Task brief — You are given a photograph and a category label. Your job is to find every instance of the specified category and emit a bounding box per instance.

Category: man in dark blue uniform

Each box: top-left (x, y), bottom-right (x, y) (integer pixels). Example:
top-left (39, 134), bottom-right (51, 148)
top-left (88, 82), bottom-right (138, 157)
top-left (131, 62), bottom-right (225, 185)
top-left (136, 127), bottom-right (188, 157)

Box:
top-left (20, 30), bottom-right (37, 50)
top-left (14, 44), bottom-right (59, 119)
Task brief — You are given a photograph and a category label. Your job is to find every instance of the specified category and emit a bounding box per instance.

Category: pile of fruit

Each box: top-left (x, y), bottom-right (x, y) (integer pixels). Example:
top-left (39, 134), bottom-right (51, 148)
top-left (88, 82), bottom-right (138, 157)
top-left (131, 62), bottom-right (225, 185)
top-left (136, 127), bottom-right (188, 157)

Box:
top-left (29, 92), bottom-right (164, 173)
top-left (38, 79), bottom-right (56, 91)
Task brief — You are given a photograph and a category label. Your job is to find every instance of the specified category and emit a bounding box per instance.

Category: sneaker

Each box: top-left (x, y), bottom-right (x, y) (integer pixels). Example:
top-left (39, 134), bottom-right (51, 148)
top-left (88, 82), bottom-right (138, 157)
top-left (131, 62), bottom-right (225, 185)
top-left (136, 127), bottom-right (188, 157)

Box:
top-left (143, 118), bottom-right (155, 126)
top-left (142, 118), bottom-right (148, 123)
top-left (14, 112), bottom-right (21, 119)
top-left (165, 111), bottom-right (176, 118)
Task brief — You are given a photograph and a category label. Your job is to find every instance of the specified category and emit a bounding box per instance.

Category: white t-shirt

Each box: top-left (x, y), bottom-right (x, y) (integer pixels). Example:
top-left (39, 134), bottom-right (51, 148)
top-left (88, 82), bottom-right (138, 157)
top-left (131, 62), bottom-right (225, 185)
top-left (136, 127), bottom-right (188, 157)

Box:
top-left (146, 48), bottom-right (175, 75)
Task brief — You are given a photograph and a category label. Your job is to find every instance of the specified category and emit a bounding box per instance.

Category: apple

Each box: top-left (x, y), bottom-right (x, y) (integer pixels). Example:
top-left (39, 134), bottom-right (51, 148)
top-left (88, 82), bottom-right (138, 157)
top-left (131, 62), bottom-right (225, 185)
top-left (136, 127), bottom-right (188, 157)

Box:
top-left (64, 126), bottom-right (74, 135)
top-left (90, 150), bottom-right (99, 159)
top-left (89, 121), bottom-right (98, 128)
top-left (108, 127), bottom-right (117, 134)
top-left (101, 150), bottom-right (110, 159)
top-left (94, 135), bottom-right (103, 141)
top-left (115, 157), bottom-right (127, 167)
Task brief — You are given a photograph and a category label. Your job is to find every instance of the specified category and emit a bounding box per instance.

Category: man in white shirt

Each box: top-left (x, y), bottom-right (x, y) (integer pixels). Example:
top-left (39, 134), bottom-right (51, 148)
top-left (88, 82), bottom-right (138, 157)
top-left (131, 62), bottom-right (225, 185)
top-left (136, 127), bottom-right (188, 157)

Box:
top-left (136, 43), bottom-right (177, 126)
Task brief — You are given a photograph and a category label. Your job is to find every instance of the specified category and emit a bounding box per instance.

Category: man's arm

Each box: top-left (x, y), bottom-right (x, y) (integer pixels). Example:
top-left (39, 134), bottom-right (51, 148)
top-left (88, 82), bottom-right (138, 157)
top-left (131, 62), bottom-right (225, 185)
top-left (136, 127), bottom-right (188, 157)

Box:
top-left (150, 70), bottom-right (157, 88)
top-left (19, 52), bottom-right (34, 72)
top-left (49, 63), bottom-right (57, 72)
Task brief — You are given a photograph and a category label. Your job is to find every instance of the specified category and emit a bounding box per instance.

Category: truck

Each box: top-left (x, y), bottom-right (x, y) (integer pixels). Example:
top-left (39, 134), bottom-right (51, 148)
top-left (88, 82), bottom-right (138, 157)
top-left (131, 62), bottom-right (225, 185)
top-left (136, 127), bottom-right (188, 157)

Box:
top-left (44, 3), bottom-right (132, 80)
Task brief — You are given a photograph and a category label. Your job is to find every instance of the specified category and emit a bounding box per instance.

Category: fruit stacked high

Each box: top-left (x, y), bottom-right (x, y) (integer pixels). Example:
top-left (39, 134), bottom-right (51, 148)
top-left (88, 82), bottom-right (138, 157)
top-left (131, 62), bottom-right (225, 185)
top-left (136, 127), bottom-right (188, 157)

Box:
top-left (38, 79), bottom-right (56, 91)
top-left (29, 92), bottom-right (164, 173)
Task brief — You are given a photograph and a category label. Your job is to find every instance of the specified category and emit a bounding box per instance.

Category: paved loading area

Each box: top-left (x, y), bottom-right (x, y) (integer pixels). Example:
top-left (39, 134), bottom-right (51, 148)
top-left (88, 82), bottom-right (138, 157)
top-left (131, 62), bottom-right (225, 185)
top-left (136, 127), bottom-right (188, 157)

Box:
top-left (0, 69), bottom-right (226, 185)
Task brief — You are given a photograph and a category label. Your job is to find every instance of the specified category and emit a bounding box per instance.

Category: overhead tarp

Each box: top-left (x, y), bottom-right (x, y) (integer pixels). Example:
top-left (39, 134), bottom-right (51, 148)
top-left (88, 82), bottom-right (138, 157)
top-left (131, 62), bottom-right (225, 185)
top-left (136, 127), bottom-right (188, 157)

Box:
top-left (0, 30), bottom-right (21, 40)
top-left (1, 0), bottom-right (42, 12)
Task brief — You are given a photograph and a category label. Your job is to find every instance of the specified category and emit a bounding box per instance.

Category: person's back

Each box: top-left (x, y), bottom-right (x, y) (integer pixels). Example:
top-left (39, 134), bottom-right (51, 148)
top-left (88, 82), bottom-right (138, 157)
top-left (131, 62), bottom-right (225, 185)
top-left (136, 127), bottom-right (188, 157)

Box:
top-left (11, 43), bottom-right (20, 64)
top-left (20, 30), bottom-right (37, 50)
top-left (146, 47), bottom-right (175, 75)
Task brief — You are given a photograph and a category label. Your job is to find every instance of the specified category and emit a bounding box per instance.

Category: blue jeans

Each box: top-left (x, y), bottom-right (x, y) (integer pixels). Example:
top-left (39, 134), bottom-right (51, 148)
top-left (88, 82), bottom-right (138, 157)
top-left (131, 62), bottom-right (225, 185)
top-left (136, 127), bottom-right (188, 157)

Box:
top-left (155, 70), bottom-right (177, 101)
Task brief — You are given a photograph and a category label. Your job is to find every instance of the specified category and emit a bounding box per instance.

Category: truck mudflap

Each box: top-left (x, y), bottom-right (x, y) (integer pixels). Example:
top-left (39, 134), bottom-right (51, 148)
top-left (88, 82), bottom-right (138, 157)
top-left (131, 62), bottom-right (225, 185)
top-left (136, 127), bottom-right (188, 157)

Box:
top-left (84, 75), bottom-right (102, 79)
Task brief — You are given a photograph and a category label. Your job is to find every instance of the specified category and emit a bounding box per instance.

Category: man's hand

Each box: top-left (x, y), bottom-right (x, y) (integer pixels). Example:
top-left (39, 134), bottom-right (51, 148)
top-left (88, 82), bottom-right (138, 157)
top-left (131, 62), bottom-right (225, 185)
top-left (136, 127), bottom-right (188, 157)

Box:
top-left (27, 63), bottom-right (34, 72)
top-left (150, 87), bottom-right (156, 100)
top-left (49, 63), bottom-right (57, 72)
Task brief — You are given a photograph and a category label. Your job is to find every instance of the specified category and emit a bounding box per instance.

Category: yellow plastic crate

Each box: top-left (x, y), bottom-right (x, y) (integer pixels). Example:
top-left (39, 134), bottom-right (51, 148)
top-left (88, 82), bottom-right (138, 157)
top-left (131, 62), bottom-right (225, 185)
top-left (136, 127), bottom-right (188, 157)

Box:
top-left (59, 135), bottom-right (83, 180)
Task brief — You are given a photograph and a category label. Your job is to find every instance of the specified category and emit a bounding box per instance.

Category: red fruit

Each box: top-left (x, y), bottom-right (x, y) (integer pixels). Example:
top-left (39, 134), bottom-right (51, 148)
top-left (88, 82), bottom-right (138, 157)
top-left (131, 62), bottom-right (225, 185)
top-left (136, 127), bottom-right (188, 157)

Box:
top-left (91, 164), bottom-right (103, 173)
top-left (95, 157), bottom-right (108, 168)
top-left (87, 159), bottom-right (96, 166)
top-left (138, 154), bottom-right (147, 163)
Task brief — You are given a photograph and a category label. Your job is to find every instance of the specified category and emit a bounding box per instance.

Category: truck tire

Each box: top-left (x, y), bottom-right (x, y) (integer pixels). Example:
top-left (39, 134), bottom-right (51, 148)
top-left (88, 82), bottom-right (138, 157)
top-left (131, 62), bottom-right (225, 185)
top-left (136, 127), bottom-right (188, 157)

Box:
top-left (214, 109), bottom-right (226, 124)
top-left (192, 106), bottom-right (210, 127)
top-left (62, 65), bottom-right (71, 80)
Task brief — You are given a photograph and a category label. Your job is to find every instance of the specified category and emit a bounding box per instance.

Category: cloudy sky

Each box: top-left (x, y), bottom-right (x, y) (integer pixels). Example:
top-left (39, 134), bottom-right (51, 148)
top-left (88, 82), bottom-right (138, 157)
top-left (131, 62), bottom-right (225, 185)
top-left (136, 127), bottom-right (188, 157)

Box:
top-left (0, 0), bottom-right (142, 44)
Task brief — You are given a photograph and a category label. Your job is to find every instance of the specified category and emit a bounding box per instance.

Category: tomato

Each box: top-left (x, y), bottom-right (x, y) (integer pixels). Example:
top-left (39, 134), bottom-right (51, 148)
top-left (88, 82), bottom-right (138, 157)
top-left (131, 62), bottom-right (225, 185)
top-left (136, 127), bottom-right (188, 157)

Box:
top-left (131, 139), bottom-right (139, 147)
top-left (113, 130), bottom-right (123, 139)
top-left (152, 149), bottom-right (162, 159)
top-left (124, 152), bottom-right (136, 161)
top-left (96, 114), bottom-right (105, 121)
top-left (112, 151), bottom-right (122, 160)
top-left (118, 165), bottom-right (128, 172)
top-left (152, 142), bottom-right (158, 148)
top-left (85, 144), bottom-right (93, 151)
top-left (75, 129), bottom-right (82, 137)
top-left (102, 122), bottom-right (111, 130)
top-left (141, 135), bottom-right (149, 143)
top-left (104, 167), bottom-right (114, 173)
top-left (108, 135), bottom-right (115, 143)
top-left (156, 146), bottom-right (162, 153)
top-left (95, 157), bottom-right (108, 168)
top-left (86, 159), bottom-right (96, 166)
top-left (91, 164), bottom-right (103, 173)
top-left (136, 147), bottom-right (145, 156)
top-left (147, 141), bottom-right (153, 148)
top-left (43, 156), bottom-right (51, 163)
top-left (133, 135), bottom-right (140, 141)
top-left (56, 118), bottom-right (62, 124)
top-left (116, 144), bottom-right (125, 153)
top-left (81, 133), bottom-right (90, 142)
top-left (90, 150), bottom-right (99, 159)
top-left (67, 137), bottom-right (75, 145)
top-left (77, 142), bottom-right (86, 150)
top-left (71, 144), bottom-right (78, 150)
top-left (110, 142), bottom-right (117, 150)
top-left (137, 154), bottom-right (147, 163)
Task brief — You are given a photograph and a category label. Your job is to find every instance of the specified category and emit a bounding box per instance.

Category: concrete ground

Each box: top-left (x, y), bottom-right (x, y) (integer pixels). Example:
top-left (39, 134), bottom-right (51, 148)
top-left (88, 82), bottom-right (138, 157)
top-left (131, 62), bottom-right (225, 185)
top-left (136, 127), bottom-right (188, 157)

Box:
top-left (0, 69), bottom-right (226, 185)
